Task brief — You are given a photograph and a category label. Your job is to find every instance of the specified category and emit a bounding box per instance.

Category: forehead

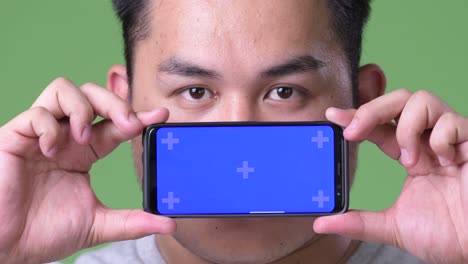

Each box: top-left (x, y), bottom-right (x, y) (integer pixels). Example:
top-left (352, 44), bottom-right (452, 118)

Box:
top-left (142, 0), bottom-right (339, 65)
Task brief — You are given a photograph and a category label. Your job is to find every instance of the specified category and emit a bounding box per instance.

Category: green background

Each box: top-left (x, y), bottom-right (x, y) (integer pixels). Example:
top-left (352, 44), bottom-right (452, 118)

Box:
top-left (1, 1), bottom-right (467, 263)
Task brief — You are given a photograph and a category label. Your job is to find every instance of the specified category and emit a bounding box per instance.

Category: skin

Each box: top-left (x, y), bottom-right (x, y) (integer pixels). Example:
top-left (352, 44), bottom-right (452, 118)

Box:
top-left (0, 0), bottom-right (467, 264)
top-left (126, 1), bottom-right (356, 263)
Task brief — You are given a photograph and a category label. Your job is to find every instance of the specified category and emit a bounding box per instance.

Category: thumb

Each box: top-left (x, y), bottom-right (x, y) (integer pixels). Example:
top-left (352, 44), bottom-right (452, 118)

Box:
top-left (90, 207), bottom-right (176, 246)
top-left (313, 210), bottom-right (399, 247)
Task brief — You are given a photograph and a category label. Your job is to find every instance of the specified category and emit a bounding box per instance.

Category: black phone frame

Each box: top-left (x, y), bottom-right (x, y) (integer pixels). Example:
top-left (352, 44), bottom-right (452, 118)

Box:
top-left (143, 121), bottom-right (348, 217)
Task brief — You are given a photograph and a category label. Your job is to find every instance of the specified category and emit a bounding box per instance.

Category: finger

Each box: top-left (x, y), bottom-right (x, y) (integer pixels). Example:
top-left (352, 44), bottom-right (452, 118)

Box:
top-left (430, 112), bottom-right (468, 166)
top-left (136, 108), bottom-right (170, 126)
top-left (343, 89), bottom-right (413, 141)
top-left (0, 107), bottom-right (61, 158)
top-left (31, 77), bottom-right (94, 145)
top-left (396, 90), bottom-right (452, 167)
top-left (325, 107), bottom-right (355, 127)
top-left (462, 165), bottom-right (468, 215)
top-left (79, 83), bottom-right (144, 136)
top-left (89, 108), bottom-right (169, 159)
top-left (91, 207), bottom-right (176, 246)
top-left (314, 210), bottom-right (398, 247)
top-left (326, 107), bottom-right (400, 159)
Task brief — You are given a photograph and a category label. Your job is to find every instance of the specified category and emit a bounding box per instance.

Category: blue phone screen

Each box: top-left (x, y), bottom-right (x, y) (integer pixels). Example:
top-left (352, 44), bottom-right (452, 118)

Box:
top-left (156, 125), bottom-right (335, 215)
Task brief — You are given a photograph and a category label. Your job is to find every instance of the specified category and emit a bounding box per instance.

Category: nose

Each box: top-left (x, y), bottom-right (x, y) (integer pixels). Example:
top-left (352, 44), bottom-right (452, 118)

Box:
top-left (213, 94), bottom-right (257, 122)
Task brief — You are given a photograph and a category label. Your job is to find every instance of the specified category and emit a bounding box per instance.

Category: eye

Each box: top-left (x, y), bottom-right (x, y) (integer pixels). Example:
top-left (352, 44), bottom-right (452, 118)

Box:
top-left (180, 87), bottom-right (215, 102)
top-left (265, 86), bottom-right (296, 100)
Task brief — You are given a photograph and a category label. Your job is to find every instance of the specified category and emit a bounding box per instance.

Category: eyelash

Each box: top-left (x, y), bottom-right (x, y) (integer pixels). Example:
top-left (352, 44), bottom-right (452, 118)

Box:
top-left (177, 86), bottom-right (216, 102)
top-left (175, 85), bottom-right (308, 104)
top-left (264, 85), bottom-right (307, 101)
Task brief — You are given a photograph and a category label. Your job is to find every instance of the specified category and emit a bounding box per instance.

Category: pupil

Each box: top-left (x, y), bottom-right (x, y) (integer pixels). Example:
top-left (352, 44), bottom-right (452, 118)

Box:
top-left (189, 87), bottom-right (205, 99)
top-left (277, 87), bottom-right (292, 99)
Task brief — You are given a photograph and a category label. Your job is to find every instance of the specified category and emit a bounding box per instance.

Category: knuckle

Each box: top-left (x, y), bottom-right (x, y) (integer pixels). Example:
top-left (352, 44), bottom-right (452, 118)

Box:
top-left (429, 112), bottom-right (458, 150)
top-left (49, 77), bottom-right (74, 90)
top-left (429, 134), bottom-right (445, 152)
top-left (395, 88), bottom-right (412, 98)
top-left (440, 112), bottom-right (458, 124)
top-left (80, 82), bottom-right (99, 92)
top-left (47, 78), bottom-right (80, 99)
top-left (75, 98), bottom-right (94, 116)
top-left (28, 107), bottom-right (60, 135)
top-left (29, 106), bottom-right (50, 118)
top-left (411, 89), bottom-right (436, 103)
top-left (73, 109), bottom-right (92, 123)
top-left (355, 105), bottom-right (372, 120)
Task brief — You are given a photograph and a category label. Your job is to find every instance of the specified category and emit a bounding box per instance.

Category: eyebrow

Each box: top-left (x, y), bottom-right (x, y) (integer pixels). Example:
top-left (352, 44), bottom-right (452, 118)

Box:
top-left (158, 55), bottom-right (325, 79)
top-left (261, 55), bottom-right (325, 78)
top-left (158, 57), bottom-right (221, 79)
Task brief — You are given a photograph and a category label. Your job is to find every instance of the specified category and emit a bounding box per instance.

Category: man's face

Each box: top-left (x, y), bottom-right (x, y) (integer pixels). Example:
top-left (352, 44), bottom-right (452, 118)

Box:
top-left (130, 0), bottom-right (356, 263)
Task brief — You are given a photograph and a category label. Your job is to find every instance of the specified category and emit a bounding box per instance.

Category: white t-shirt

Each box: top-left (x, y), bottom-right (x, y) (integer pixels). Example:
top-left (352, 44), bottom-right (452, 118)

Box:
top-left (56, 235), bottom-right (426, 264)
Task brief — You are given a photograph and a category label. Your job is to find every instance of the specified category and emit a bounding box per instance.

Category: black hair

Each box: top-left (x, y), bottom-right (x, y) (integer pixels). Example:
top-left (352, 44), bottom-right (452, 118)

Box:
top-left (112, 0), bottom-right (151, 88)
top-left (328, 0), bottom-right (371, 103)
top-left (112, 0), bottom-right (371, 102)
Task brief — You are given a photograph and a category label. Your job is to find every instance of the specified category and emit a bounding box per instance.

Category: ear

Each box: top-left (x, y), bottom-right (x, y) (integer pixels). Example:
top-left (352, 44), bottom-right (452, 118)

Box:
top-left (107, 64), bottom-right (130, 102)
top-left (357, 64), bottom-right (386, 106)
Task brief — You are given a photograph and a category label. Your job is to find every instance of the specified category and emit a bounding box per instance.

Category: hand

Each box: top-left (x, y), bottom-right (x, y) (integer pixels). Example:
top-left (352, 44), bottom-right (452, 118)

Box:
top-left (314, 89), bottom-right (468, 264)
top-left (0, 78), bottom-right (176, 264)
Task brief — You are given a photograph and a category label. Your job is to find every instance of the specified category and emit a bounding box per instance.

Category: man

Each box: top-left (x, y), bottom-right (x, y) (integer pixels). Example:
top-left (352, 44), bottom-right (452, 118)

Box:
top-left (0, 0), bottom-right (466, 263)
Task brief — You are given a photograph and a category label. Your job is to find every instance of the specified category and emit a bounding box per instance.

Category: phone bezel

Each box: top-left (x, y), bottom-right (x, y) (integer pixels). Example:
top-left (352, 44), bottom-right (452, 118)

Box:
top-left (143, 121), bottom-right (348, 217)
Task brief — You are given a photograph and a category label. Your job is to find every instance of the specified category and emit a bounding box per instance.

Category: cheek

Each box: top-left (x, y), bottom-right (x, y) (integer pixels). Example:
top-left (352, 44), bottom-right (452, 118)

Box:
top-left (329, 68), bottom-right (354, 109)
top-left (332, 87), bottom-right (354, 110)
top-left (131, 89), bottom-right (163, 112)
top-left (165, 107), bottom-right (213, 122)
top-left (284, 89), bottom-right (351, 121)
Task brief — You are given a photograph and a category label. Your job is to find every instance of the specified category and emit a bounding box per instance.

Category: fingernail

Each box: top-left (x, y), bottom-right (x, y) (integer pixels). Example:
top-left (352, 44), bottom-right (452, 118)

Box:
top-left (81, 125), bottom-right (91, 140)
top-left (160, 217), bottom-right (174, 224)
top-left (438, 156), bottom-right (451, 167)
top-left (400, 148), bottom-right (412, 166)
top-left (347, 118), bottom-right (358, 131)
top-left (326, 107), bottom-right (336, 114)
top-left (325, 108), bottom-right (337, 119)
top-left (46, 146), bottom-right (57, 156)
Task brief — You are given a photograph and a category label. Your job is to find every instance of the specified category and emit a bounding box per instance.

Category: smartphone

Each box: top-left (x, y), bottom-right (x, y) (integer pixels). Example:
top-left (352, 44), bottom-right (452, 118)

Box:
top-left (143, 122), bottom-right (348, 217)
